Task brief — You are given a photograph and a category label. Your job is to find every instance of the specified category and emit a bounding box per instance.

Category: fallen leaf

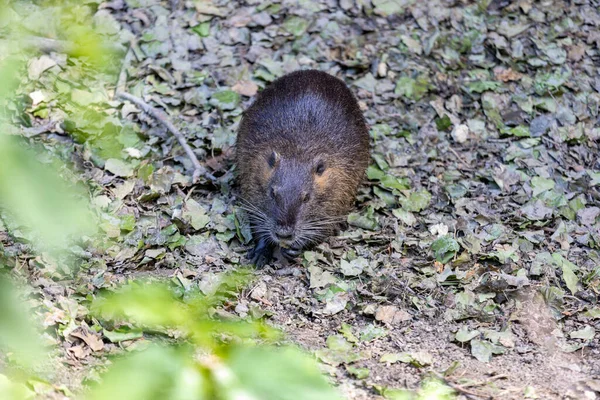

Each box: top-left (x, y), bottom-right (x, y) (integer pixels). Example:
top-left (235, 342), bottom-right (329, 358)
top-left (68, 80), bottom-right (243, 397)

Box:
top-left (70, 327), bottom-right (104, 352)
top-left (232, 80), bottom-right (258, 97)
top-left (105, 159), bottom-right (134, 177)
top-left (494, 67), bottom-right (523, 82)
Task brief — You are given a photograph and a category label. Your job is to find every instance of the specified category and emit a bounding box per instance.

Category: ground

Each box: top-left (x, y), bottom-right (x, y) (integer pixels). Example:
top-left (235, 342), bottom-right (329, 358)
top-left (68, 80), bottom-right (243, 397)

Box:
top-left (1, 0), bottom-right (600, 399)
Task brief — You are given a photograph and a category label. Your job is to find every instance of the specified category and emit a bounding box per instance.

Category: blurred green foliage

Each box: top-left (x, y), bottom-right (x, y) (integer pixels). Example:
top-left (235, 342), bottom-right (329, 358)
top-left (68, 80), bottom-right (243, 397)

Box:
top-left (89, 272), bottom-right (342, 400)
top-left (0, 134), bottom-right (96, 253)
top-left (0, 274), bottom-right (45, 370)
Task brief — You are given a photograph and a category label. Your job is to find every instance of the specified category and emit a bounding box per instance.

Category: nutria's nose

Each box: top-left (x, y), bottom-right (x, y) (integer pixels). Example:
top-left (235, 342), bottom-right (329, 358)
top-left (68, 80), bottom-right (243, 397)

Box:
top-left (275, 226), bottom-right (294, 240)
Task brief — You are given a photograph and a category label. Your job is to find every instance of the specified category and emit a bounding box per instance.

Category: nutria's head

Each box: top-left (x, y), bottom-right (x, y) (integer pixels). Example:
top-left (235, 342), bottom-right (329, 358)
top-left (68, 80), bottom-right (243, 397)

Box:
top-left (240, 149), bottom-right (352, 251)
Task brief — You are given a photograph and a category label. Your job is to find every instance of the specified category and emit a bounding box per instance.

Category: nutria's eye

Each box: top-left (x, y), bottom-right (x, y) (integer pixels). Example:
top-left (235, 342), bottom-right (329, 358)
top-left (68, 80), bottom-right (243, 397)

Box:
top-left (302, 192), bottom-right (310, 203)
top-left (269, 187), bottom-right (276, 199)
top-left (315, 161), bottom-right (326, 176)
top-left (267, 151), bottom-right (280, 168)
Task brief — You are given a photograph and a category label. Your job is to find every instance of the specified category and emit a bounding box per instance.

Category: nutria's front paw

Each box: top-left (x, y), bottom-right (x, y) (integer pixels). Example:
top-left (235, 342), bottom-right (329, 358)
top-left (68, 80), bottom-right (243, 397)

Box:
top-left (281, 246), bottom-right (301, 261)
top-left (248, 238), bottom-right (273, 268)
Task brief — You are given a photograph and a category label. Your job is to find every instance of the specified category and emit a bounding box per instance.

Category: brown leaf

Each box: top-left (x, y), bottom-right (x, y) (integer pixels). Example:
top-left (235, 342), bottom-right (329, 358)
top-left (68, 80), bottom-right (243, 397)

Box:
top-left (375, 305), bottom-right (412, 325)
top-left (434, 261), bottom-right (444, 273)
top-left (232, 80), bottom-right (258, 97)
top-left (67, 344), bottom-right (89, 359)
top-left (567, 43), bottom-right (587, 62)
top-left (70, 327), bottom-right (105, 352)
top-left (43, 307), bottom-right (66, 328)
top-left (494, 67), bottom-right (523, 82)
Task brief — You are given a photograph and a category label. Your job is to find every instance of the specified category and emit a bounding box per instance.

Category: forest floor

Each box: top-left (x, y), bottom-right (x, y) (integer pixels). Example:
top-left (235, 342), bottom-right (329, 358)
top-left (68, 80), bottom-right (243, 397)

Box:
top-left (2, 0), bottom-right (600, 399)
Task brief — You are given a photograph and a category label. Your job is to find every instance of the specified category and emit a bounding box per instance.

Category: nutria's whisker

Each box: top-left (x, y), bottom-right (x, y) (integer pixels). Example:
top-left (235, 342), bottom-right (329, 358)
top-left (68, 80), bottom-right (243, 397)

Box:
top-left (237, 205), bottom-right (267, 217)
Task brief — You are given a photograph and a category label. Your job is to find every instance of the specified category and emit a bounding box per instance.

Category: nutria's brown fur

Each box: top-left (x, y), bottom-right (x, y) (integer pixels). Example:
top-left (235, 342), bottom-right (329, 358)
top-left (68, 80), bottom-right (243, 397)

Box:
top-left (235, 69), bottom-right (370, 267)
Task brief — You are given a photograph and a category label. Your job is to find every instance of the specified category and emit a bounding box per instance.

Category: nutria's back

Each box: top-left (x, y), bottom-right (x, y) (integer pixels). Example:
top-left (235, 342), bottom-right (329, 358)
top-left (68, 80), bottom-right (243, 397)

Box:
top-left (235, 69), bottom-right (370, 266)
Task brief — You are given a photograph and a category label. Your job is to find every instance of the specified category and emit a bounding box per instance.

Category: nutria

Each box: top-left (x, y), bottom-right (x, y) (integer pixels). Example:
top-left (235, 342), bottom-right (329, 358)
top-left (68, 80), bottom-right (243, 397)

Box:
top-left (235, 69), bottom-right (370, 267)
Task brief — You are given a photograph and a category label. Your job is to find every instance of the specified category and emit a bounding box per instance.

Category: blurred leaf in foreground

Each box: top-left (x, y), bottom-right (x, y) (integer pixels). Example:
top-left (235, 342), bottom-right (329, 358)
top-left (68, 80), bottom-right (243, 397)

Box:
top-left (89, 272), bottom-right (341, 400)
top-left (0, 374), bottom-right (34, 400)
top-left (0, 274), bottom-right (45, 370)
top-left (0, 135), bottom-right (96, 253)
top-left (224, 345), bottom-right (342, 400)
top-left (88, 345), bottom-right (206, 400)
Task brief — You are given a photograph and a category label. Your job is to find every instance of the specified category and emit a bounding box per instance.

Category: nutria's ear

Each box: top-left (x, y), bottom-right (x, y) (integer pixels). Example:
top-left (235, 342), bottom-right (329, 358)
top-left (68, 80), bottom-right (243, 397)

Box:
top-left (267, 151), bottom-right (280, 168)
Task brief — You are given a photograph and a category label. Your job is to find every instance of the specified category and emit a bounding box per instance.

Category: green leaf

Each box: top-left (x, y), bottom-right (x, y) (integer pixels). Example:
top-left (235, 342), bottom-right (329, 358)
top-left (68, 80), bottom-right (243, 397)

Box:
top-left (470, 339), bottom-right (493, 362)
top-left (399, 189), bottom-right (431, 212)
top-left (584, 308), bottom-right (600, 319)
top-left (380, 352), bottom-right (412, 364)
top-left (346, 366), bottom-right (370, 380)
top-left (380, 175), bottom-right (411, 191)
top-left (435, 115), bottom-right (453, 132)
top-left (0, 135), bottom-right (95, 254)
top-left (531, 176), bottom-right (555, 197)
top-left (455, 327), bottom-right (480, 343)
top-left (315, 335), bottom-right (364, 366)
top-left (282, 16), bottom-right (309, 36)
top-left (570, 326), bottom-right (595, 340)
top-left (445, 183), bottom-right (467, 199)
top-left (182, 199), bottom-right (210, 230)
top-left (71, 89), bottom-right (107, 106)
top-left (502, 125), bottom-right (530, 137)
top-left (374, 187), bottom-right (396, 206)
top-left (340, 257), bottom-right (368, 277)
top-left (326, 335), bottom-right (352, 352)
top-left (339, 323), bottom-right (358, 344)
top-left (431, 236), bottom-right (460, 263)
top-left (103, 327), bottom-right (143, 343)
top-left (347, 209), bottom-right (378, 230)
top-left (228, 345), bottom-right (342, 400)
top-left (534, 67), bottom-right (571, 95)
top-left (0, 277), bottom-right (45, 370)
top-left (210, 90), bottom-right (240, 111)
top-left (588, 170), bottom-right (600, 186)
top-left (359, 324), bottom-right (387, 342)
top-left (379, 352), bottom-right (431, 368)
top-left (372, 0), bottom-right (410, 16)
top-left (0, 374), bottom-right (35, 400)
top-left (394, 74), bottom-right (430, 101)
top-left (367, 165), bottom-right (386, 180)
top-left (88, 345), bottom-right (204, 400)
top-left (190, 22), bottom-right (210, 37)
top-left (552, 254), bottom-right (579, 295)
top-left (119, 214), bottom-right (136, 232)
top-left (466, 80), bottom-right (501, 94)
top-left (105, 159), bottom-right (134, 177)
top-left (392, 208), bottom-right (416, 226)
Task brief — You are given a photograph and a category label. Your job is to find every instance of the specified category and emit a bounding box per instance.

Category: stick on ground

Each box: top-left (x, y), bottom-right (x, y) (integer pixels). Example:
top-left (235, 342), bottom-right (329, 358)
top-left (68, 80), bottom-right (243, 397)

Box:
top-left (117, 91), bottom-right (216, 184)
top-left (115, 42), bottom-right (136, 97)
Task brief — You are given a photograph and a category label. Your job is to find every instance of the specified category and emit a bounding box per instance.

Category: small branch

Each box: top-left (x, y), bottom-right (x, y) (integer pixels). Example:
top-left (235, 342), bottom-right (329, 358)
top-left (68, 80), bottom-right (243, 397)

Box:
top-left (21, 37), bottom-right (73, 53)
top-left (114, 42), bottom-right (135, 98)
top-left (21, 36), bottom-right (124, 55)
top-left (117, 92), bottom-right (216, 184)
top-left (431, 372), bottom-right (491, 400)
top-left (448, 146), bottom-right (470, 168)
top-left (22, 121), bottom-right (56, 138)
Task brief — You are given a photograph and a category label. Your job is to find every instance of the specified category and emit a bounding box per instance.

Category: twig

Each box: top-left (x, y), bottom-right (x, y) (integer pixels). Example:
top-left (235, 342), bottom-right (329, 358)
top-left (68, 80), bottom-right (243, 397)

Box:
top-left (21, 36), bottom-right (124, 55)
top-left (117, 91), bottom-right (216, 184)
top-left (22, 121), bottom-right (55, 138)
top-left (431, 373), bottom-right (490, 400)
top-left (21, 37), bottom-right (73, 53)
top-left (114, 41), bottom-right (135, 98)
top-left (448, 146), bottom-right (470, 167)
